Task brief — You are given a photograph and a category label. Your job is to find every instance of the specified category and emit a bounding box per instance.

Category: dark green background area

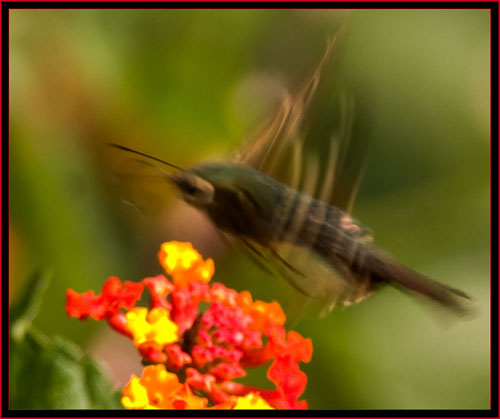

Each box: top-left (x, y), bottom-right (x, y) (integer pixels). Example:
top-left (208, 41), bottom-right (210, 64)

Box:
top-left (9, 10), bottom-right (490, 409)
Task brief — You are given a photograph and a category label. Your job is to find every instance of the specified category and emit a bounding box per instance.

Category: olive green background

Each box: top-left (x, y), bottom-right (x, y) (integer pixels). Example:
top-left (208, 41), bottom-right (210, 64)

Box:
top-left (10, 10), bottom-right (490, 409)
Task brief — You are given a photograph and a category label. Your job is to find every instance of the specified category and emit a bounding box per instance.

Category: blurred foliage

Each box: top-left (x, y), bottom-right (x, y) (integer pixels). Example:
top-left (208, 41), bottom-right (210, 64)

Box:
top-left (9, 10), bottom-right (490, 409)
top-left (10, 270), bottom-right (121, 409)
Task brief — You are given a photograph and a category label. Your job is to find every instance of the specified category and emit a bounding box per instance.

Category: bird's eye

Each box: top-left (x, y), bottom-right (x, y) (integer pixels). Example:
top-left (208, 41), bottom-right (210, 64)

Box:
top-left (183, 184), bottom-right (198, 195)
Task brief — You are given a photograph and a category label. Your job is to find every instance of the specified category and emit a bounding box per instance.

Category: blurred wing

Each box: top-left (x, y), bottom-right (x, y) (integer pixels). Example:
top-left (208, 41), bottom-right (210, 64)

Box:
top-left (286, 93), bottom-right (371, 216)
top-left (233, 27), bottom-right (345, 176)
top-left (315, 95), bottom-right (371, 214)
top-left (110, 158), bottom-right (171, 216)
top-left (234, 19), bottom-right (370, 215)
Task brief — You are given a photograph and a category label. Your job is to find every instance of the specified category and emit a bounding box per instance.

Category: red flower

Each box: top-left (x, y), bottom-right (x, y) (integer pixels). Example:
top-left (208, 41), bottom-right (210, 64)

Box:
top-left (66, 277), bottom-right (144, 335)
top-left (143, 275), bottom-right (174, 311)
top-left (266, 354), bottom-right (309, 409)
top-left (164, 344), bottom-right (192, 370)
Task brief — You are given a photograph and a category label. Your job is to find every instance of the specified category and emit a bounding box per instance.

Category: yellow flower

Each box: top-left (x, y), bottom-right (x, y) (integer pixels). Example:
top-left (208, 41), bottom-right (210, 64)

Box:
top-left (233, 393), bottom-right (274, 409)
top-left (125, 307), bottom-right (178, 347)
top-left (121, 376), bottom-right (151, 409)
top-left (158, 241), bottom-right (214, 288)
top-left (122, 365), bottom-right (208, 409)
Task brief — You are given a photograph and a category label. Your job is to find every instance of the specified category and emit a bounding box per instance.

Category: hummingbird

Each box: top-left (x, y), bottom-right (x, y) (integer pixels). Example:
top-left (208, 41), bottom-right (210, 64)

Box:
top-left (109, 25), bottom-right (471, 317)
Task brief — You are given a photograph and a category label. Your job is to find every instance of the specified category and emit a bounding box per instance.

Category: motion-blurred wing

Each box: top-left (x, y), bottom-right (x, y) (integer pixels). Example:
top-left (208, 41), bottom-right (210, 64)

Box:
top-left (111, 158), bottom-right (171, 216)
top-left (234, 19), bottom-right (370, 215)
top-left (235, 26), bottom-right (345, 176)
top-left (234, 27), bottom-right (345, 177)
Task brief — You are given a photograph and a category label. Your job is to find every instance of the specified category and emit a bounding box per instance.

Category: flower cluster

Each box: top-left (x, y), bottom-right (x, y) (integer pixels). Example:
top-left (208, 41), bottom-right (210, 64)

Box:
top-left (66, 241), bottom-right (312, 409)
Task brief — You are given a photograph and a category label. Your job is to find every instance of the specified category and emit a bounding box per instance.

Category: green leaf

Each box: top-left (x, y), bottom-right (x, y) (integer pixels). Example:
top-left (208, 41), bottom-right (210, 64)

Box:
top-left (82, 356), bottom-right (123, 409)
top-left (10, 268), bottom-right (52, 341)
top-left (10, 328), bottom-right (123, 409)
top-left (9, 271), bottom-right (123, 409)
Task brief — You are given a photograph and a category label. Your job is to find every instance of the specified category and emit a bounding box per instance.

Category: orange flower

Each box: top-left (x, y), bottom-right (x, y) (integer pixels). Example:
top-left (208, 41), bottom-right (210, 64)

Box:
top-left (237, 290), bottom-right (286, 330)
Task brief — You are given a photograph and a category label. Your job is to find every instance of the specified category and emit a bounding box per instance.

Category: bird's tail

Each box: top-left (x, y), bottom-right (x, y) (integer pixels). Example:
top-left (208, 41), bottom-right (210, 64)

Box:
top-left (367, 248), bottom-right (472, 317)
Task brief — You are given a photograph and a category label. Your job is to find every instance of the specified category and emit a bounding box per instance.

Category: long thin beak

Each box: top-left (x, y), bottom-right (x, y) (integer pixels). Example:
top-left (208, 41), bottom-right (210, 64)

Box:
top-left (107, 143), bottom-right (186, 172)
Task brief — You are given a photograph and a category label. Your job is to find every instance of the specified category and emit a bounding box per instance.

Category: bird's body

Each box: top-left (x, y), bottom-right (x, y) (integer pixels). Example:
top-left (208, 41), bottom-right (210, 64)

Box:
top-left (187, 162), bottom-right (469, 315)
top-left (109, 22), bottom-right (471, 317)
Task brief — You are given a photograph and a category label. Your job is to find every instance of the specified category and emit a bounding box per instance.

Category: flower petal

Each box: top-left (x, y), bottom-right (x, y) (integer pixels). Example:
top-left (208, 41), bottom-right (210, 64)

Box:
top-left (66, 277), bottom-right (143, 320)
top-left (234, 393), bottom-right (274, 410)
top-left (143, 275), bottom-right (174, 310)
top-left (158, 241), bottom-right (214, 288)
top-left (125, 307), bottom-right (178, 347)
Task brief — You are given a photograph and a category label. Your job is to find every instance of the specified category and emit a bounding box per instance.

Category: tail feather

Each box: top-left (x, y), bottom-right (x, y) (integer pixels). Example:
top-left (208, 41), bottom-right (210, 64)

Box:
top-left (368, 248), bottom-right (472, 317)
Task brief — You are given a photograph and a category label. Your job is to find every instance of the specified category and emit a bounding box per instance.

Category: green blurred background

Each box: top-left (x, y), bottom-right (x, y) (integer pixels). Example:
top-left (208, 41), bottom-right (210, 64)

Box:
top-left (10, 10), bottom-right (490, 409)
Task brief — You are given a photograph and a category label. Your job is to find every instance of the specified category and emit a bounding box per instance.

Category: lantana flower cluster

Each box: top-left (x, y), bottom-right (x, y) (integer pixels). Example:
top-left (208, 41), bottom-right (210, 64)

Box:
top-left (66, 241), bottom-right (312, 409)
